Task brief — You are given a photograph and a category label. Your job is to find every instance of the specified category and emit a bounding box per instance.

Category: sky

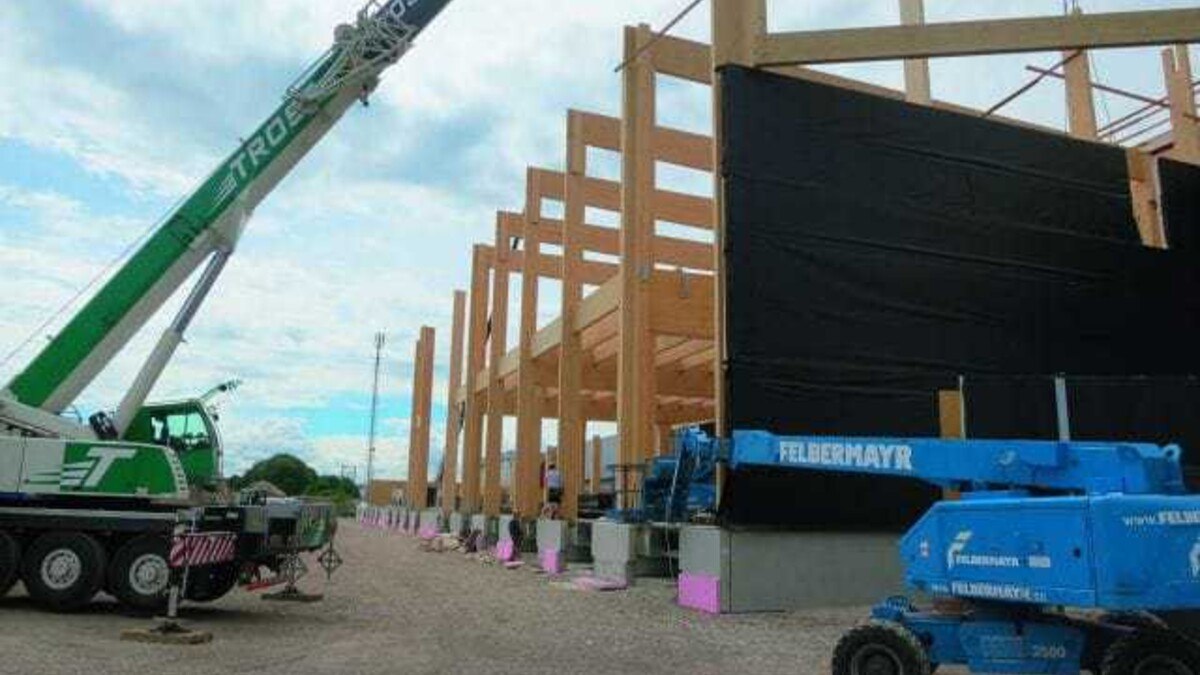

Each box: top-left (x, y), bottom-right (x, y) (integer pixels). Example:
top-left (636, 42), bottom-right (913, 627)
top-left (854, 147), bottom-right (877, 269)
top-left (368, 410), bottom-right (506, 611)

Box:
top-left (0, 0), bottom-right (1195, 482)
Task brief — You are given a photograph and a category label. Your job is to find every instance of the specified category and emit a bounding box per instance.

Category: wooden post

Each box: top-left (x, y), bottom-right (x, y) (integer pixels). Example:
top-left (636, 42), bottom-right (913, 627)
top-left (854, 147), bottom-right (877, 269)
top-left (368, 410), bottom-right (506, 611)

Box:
top-left (1127, 149), bottom-right (1166, 248)
top-left (900, 0), bottom-right (932, 104)
top-left (711, 1), bottom-right (766, 441)
top-left (407, 327), bottom-right (435, 509)
top-left (617, 24), bottom-right (658, 509)
top-left (590, 434), bottom-right (603, 495)
top-left (439, 291), bottom-right (466, 514)
top-left (1164, 45), bottom-right (1200, 163)
top-left (558, 112), bottom-right (588, 522)
top-left (937, 389), bottom-right (964, 500)
top-left (484, 234), bottom-right (510, 517)
top-left (460, 246), bottom-right (491, 513)
top-left (515, 170), bottom-right (544, 519)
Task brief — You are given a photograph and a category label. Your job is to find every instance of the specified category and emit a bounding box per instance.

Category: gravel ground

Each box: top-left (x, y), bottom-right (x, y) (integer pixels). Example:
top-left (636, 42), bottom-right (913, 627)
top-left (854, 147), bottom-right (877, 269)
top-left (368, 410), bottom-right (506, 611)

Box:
top-left (0, 520), bottom-right (871, 675)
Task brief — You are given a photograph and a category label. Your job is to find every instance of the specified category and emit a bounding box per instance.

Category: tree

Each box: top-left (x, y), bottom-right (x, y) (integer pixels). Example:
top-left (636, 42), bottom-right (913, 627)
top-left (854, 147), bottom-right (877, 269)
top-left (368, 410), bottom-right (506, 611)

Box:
top-left (236, 454), bottom-right (317, 496)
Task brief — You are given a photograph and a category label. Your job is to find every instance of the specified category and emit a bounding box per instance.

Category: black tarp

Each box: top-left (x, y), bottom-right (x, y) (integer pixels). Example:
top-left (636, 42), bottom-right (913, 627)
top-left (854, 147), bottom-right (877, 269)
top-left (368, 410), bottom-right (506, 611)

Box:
top-left (719, 66), bottom-right (1200, 529)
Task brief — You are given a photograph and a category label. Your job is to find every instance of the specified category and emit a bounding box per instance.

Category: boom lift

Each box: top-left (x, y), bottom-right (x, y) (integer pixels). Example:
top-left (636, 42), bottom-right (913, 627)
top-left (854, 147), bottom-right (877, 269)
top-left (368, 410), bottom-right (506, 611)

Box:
top-left (662, 429), bottom-right (1200, 674)
top-left (0, 0), bottom-right (454, 612)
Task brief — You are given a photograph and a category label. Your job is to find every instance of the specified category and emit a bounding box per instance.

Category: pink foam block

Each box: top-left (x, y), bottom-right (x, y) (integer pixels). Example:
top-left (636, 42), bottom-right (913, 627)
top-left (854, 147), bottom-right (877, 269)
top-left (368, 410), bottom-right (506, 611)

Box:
top-left (677, 572), bottom-right (721, 614)
top-left (418, 525), bottom-right (439, 540)
top-left (538, 549), bottom-right (563, 575)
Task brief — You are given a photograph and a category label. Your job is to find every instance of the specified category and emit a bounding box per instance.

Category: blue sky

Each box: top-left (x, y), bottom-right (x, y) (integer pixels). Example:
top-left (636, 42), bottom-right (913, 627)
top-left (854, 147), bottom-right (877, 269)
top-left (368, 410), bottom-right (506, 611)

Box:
top-left (1, 0), bottom-right (1194, 481)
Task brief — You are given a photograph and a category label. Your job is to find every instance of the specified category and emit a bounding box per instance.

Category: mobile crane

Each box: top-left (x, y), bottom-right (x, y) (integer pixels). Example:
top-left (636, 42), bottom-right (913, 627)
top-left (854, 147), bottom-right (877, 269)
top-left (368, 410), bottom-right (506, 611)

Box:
top-left (0, 0), bottom-right (454, 612)
top-left (658, 429), bottom-right (1200, 673)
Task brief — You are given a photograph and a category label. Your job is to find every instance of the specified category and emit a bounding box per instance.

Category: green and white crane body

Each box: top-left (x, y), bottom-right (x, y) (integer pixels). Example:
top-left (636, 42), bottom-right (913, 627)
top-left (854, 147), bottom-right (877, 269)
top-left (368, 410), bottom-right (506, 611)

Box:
top-left (0, 0), bottom-right (454, 612)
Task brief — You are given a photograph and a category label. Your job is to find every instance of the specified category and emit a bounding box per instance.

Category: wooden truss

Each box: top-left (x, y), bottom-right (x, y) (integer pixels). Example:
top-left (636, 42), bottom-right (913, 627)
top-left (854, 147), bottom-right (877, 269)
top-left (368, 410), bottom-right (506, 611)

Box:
top-left (413, 1), bottom-right (1200, 522)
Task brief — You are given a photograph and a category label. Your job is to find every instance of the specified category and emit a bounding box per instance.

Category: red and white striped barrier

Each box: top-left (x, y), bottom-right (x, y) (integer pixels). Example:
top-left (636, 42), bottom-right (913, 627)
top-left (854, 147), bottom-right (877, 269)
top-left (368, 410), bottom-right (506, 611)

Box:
top-left (170, 531), bottom-right (238, 568)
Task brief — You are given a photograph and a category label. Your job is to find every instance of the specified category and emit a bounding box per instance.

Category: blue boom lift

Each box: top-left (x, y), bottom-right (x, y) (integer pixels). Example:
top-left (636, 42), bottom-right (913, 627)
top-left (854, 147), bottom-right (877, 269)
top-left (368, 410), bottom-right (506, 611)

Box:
top-left (651, 429), bottom-right (1200, 674)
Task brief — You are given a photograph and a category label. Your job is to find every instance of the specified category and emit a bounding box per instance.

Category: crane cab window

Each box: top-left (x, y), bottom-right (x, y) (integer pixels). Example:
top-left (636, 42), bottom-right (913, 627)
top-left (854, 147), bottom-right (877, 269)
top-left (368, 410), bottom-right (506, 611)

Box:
top-left (149, 410), bottom-right (212, 455)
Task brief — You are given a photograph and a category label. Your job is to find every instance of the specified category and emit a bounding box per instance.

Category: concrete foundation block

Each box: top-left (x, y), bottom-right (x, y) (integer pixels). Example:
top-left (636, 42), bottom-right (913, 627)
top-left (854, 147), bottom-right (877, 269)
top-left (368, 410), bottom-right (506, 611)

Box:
top-left (419, 508), bottom-right (442, 537)
top-left (449, 512), bottom-right (468, 536)
top-left (591, 520), bottom-right (670, 585)
top-left (678, 525), bottom-right (904, 613)
top-left (536, 519), bottom-right (570, 575)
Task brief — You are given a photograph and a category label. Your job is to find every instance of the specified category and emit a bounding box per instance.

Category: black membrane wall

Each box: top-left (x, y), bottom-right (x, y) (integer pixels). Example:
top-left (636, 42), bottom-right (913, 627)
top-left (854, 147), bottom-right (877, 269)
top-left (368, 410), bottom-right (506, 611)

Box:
top-left (719, 66), bottom-right (1200, 529)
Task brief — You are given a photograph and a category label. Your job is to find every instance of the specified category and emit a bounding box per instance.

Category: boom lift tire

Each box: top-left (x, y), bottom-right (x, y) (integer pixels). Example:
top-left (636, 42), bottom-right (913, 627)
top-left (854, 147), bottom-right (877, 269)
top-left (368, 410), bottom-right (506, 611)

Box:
top-left (21, 532), bottom-right (107, 612)
top-left (107, 535), bottom-right (170, 613)
top-left (1102, 631), bottom-right (1200, 675)
top-left (185, 562), bottom-right (238, 603)
top-left (832, 620), bottom-right (932, 675)
top-left (0, 531), bottom-right (20, 597)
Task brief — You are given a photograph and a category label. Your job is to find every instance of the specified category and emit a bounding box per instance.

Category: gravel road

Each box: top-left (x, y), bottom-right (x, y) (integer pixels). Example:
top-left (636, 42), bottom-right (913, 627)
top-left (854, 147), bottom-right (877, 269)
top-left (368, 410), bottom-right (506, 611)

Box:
top-left (0, 520), bottom-right (868, 675)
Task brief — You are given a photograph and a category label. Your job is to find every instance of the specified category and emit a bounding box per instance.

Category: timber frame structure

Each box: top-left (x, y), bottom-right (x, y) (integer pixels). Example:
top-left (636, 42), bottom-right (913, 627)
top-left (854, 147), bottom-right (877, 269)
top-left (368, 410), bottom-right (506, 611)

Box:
top-left (408, 1), bottom-right (1200, 523)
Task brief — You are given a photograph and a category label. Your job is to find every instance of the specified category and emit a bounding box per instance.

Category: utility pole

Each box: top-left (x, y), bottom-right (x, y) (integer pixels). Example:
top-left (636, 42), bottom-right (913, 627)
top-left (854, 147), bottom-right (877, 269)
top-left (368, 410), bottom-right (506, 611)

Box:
top-left (365, 331), bottom-right (385, 503)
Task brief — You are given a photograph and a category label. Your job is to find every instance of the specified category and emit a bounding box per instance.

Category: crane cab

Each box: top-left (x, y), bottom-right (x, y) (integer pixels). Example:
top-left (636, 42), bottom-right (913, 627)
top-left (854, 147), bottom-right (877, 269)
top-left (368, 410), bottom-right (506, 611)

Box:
top-left (123, 400), bottom-right (222, 489)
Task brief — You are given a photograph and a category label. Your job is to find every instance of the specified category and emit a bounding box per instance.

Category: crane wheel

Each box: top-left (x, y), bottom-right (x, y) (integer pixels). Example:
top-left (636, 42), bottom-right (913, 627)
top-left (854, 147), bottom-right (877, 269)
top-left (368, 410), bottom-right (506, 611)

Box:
top-left (1102, 631), bottom-right (1200, 675)
top-left (107, 536), bottom-right (171, 613)
top-left (0, 531), bottom-right (20, 597)
top-left (832, 620), bottom-right (932, 675)
top-left (21, 532), bottom-right (106, 612)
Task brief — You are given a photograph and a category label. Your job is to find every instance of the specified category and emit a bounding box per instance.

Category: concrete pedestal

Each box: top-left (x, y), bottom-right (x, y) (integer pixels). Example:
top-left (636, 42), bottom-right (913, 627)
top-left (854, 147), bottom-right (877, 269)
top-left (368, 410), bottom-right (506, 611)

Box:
top-left (678, 526), bottom-right (903, 614)
top-left (449, 512), bottom-right (468, 536)
top-left (535, 519), bottom-right (569, 574)
top-left (419, 508), bottom-right (442, 537)
top-left (591, 520), bottom-right (670, 585)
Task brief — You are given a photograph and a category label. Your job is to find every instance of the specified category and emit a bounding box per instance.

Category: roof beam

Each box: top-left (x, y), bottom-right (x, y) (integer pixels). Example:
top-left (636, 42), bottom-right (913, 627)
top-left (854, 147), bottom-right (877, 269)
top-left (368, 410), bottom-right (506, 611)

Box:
top-left (756, 9), bottom-right (1200, 67)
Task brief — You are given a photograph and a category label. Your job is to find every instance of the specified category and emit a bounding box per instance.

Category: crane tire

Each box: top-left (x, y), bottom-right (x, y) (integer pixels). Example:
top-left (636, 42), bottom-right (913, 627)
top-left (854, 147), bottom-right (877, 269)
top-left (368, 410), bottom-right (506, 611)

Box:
top-left (832, 620), bottom-right (932, 675)
top-left (107, 535), bottom-right (171, 613)
top-left (0, 531), bottom-right (20, 597)
top-left (1102, 631), bottom-right (1200, 675)
top-left (21, 531), bottom-right (106, 612)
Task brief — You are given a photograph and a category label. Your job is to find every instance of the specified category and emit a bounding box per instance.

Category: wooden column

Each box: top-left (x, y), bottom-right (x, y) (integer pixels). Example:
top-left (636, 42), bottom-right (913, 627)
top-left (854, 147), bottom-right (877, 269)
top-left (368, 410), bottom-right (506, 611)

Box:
top-left (558, 112), bottom-right (588, 521)
top-left (711, 1), bottom-right (765, 440)
top-left (407, 326), bottom-right (435, 509)
top-left (617, 24), bottom-right (658, 509)
top-left (515, 170), bottom-right (544, 519)
top-left (938, 389), bottom-right (964, 500)
top-left (483, 235), bottom-right (509, 517)
top-left (460, 246), bottom-right (491, 513)
top-left (439, 291), bottom-right (466, 514)
top-left (590, 434), bottom-right (603, 495)
top-left (1063, 46), bottom-right (1097, 139)
top-left (1164, 45), bottom-right (1200, 163)
top-left (656, 424), bottom-right (674, 457)
top-left (1127, 150), bottom-right (1166, 249)
top-left (899, 0), bottom-right (932, 104)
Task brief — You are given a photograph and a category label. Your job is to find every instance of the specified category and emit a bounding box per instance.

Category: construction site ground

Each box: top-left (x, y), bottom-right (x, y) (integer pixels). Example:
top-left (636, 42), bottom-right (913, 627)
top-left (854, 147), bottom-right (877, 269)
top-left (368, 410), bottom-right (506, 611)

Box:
top-left (0, 519), bottom-right (883, 675)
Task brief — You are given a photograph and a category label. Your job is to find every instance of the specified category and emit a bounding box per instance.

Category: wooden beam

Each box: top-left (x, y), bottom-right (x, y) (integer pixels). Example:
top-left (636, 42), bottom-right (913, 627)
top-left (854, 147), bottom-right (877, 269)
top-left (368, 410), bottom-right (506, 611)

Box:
top-left (651, 34), bottom-right (713, 84)
top-left (1164, 45), bottom-right (1200, 163)
top-left (649, 271), bottom-right (715, 339)
top-left (569, 108), bottom-right (715, 171)
top-left (515, 172), bottom-right (544, 519)
top-left (559, 111), bottom-right (587, 522)
top-left (712, 0), bottom-right (764, 68)
top-left (1063, 43), bottom-right (1098, 139)
top-left (407, 327), bottom-right (435, 509)
top-left (617, 23), bottom-right (659, 502)
top-left (1127, 149), bottom-right (1166, 249)
top-left (899, 0), bottom-right (931, 104)
top-left (483, 233), bottom-right (510, 517)
top-left (505, 211), bottom-right (714, 270)
top-left (756, 9), bottom-right (1200, 67)
top-left (439, 290), bottom-right (466, 514)
top-left (711, 2), bottom-right (763, 437)
top-left (460, 246), bottom-right (490, 513)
